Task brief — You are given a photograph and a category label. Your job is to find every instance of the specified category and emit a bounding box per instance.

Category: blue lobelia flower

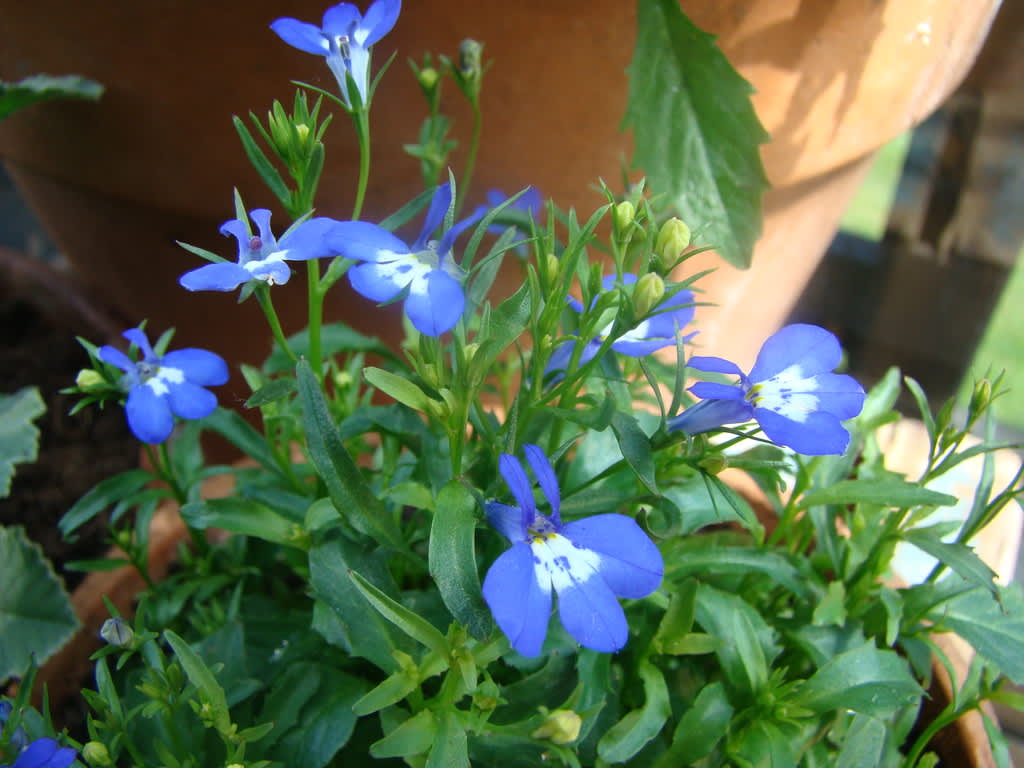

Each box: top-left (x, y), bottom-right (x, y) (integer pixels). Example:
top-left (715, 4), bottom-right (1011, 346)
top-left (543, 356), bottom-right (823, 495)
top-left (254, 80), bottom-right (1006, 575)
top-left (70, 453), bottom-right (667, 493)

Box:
top-left (1, 738), bottom-right (76, 768)
top-left (546, 274), bottom-right (696, 377)
top-left (667, 323), bottom-right (866, 455)
top-left (482, 445), bottom-right (663, 657)
top-left (270, 0), bottom-right (401, 110)
top-left (179, 208), bottom-right (340, 293)
top-left (326, 182), bottom-right (480, 336)
top-left (99, 328), bottom-right (229, 444)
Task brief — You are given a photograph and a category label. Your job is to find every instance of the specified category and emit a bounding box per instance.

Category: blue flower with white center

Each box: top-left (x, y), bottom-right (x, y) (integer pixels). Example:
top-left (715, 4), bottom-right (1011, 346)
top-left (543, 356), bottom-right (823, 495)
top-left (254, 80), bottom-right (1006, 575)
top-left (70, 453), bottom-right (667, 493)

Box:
top-left (99, 328), bottom-right (229, 445)
top-left (482, 445), bottom-right (663, 657)
top-left (667, 323), bottom-right (866, 455)
top-left (1, 738), bottom-right (76, 768)
top-left (546, 274), bottom-right (696, 377)
top-left (179, 208), bottom-right (340, 293)
top-left (271, 0), bottom-right (401, 110)
top-left (326, 182), bottom-right (480, 336)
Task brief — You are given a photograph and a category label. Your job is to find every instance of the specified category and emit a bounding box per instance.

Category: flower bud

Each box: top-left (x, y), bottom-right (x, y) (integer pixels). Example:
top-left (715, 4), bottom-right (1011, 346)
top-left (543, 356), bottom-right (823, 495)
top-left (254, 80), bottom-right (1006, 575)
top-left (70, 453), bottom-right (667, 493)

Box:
top-left (76, 369), bottom-right (105, 390)
top-left (968, 378), bottom-right (993, 419)
top-left (417, 66), bottom-right (439, 90)
top-left (531, 709), bottom-right (582, 745)
top-left (614, 201), bottom-right (636, 233)
top-left (82, 741), bottom-right (114, 767)
top-left (698, 454), bottom-right (728, 475)
top-left (100, 617), bottom-right (134, 647)
top-left (545, 253), bottom-right (560, 281)
top-left (459, 39), bottom-right (483, 80)
top-left (655, 217), bottom-right (691, 271)
top-left (632, 273), bottom-right (665, 318)
top-left (294, 123), bottom-right (311, 146)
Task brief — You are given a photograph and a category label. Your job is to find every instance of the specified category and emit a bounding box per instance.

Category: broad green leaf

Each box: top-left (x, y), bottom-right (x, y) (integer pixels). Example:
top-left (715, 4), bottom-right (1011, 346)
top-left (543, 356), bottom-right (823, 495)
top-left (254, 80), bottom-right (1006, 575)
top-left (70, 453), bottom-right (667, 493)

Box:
top-left (296, 359), bottom-right (404, 550)
top-left (793, 642), bottom-right (921, 716)
top-left (856, 367), bottom-right (902, 431)
top-left (0, 74), bottom-right (103, 119)
top-left (0, 387), bottom-right (45, 497)
top-left (164, 629), bottom-right (232, 735)
top-left (426, 709), bottom-right (469, 768)
top-left (655, 682), bottom-right (733, 768)
top-left (836, 714), bottom-right (887, 768)
top-left (653, 579), bottom-right (697, 653)
top-left (428, 481), bottom-right (492, 639)
top-left (624, 0), bottom-right (768, 267)
top-left (473, 279), bottom-right (533, 374)
top-left (812, 581), bottom-right (848, 627)
top-left (349, 570), bottom-right (451, 659)
top-left (0, 526), bottom-right (79, 679)
top-left (662, 473), bottom-right (762, 538)
top-left (180, 497), bottom-right (302, 548)
top-left (364, 367), bottom-right (433, 412)
top-left (609, 412), bottom-right (658, 494)
top-left (801, 478), bottom-right (957, 509)
top-left (371, 709), bottom-right (436, 759)
top-left (695, 583), bottom-right (779, 697)
top-left (666, 546), bottom-right (810, 598)
top-left (597, 660), bottom-right (671, 764)
top-left (730, 720), bottom-right (801, 768)
top-left (903, 528), bottom-right (997, 596)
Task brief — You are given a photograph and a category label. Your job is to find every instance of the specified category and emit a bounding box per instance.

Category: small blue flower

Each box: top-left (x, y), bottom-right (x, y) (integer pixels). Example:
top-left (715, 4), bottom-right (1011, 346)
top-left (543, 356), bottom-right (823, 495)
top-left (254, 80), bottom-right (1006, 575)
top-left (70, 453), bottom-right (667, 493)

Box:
top-left (327, 182), bottom-right (480, 336)
top-left (1, 738), bottom-right (76, 768)
top-left (99, 328), bottom-right (229, 444)
top-left (667, 323), bottom-right (866, 455)
top-left (179, 208), bottom-right (340, 293)
top-left (482, 445), bottom-right (663, 657)
top-left (271, 0), bottom-right (401, 110)
top-left (547, 274), bottom-right (696, 377)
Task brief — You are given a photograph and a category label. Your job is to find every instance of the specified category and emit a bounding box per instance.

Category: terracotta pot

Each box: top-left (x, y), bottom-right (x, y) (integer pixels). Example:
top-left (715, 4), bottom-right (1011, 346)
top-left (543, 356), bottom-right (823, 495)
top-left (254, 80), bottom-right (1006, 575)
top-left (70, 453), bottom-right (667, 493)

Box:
top-left (0, 0), bottom-right (999, 370)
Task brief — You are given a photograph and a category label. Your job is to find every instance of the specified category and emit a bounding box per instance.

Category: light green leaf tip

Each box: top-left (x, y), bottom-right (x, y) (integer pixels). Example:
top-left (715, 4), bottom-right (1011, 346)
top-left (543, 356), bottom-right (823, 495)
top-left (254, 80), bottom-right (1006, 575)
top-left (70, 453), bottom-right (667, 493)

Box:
top-left (0, 387), bottom-right (46, 498)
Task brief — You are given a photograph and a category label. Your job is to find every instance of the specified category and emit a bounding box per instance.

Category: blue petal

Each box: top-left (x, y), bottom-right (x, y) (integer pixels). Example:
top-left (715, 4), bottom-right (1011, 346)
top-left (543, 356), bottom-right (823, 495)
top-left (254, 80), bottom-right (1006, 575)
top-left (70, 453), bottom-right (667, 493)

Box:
top-left (269, 18), bottom-right (329, 55)
top-left (485, 502), bottom-right (526, 543)
top-left (437, 204), bottom-right (485, 256)
top-left (161, 348), bottom-right (229, 386)
top-left (482, 543), bottom-right (552, 657)
top-left (121, 328), bottom-right (153, 358)
top-left (166, 381), bottom-right (219, 421)
top-left (667, 398), bottom-right (754, 435)
top-left (218, 218), bottom-right (249, 260)
top-left (179, 262), bottom-right (252, 292)
top-left (687, 355), bottom-right (745, 377)
top-left (560, 514), bottom-right (663, 598)
top-left (13, 738), bottom-right (77, 768)
top-left (98, 345), bottom-right (134, 374)
top-left (811, 372), bottom-right (866, 420)
top-left (278, 216), bottom-right (345, 260)
top-left (404, 269), bottom-right (464, 336)
top-left (125, 385), bottom-right (174, 444)
top-left (524, 444), bottom-right (560, 522)
top-left (555, 559), bottom-right (628, 653)
top-left (689, 381), bottom-right (745, 401)
top-left (247, 257), bottom-right (293, 286)
top-left (755, 407), bottom-right (851, 455)
top-left (348, 260), bottom-right (410, 302)
top-left (415, 183), bottom-right (453, 250)
top-left (545, 340), bottom-right (600, 380)
top-left (326, 221), bottom-right (410, 262)
top-left (249, 209), bottom-right (275, 247)
top-left (749, 324), bottom-right (842, 383)
top-left (360, 0), bottom-right (401, 46)
top-left (321, 3), bottom-right (359, 35)
top-left (498, 453), bottom-right (536, 521)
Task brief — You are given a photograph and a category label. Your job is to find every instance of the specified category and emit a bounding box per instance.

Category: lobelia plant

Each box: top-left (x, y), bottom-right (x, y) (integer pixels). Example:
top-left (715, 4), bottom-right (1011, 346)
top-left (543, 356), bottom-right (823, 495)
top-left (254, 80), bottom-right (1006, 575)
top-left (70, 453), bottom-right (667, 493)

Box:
top-left (3, 1), bottom-right (1024, 767)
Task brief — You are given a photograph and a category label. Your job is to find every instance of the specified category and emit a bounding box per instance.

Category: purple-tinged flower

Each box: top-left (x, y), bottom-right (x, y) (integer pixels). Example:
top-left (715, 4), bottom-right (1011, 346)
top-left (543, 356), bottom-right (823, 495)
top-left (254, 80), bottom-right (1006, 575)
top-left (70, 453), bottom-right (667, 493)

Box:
top-left (482, 445), bottom-right (663, 657)
top-left (99, 328), bottom-right (229, 444)
top-left (668, 323), bottom-right (866, 455)
top-left (485, 187), bottom-right (542, 235)
top-left (179, 209), bottom-right (340, 293)
top-left (271, 0), bottom-right (401, 110)
top-left (1, 738), bottom-right (76, 768)
top-left (327, 182), bottom-right (480, 336)
top-left (547, 274), bottom-right (696, 377)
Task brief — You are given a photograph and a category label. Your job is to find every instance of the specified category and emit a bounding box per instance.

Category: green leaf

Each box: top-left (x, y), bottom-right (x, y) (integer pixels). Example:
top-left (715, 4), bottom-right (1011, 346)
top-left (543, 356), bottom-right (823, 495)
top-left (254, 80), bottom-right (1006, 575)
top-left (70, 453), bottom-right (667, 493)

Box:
top-left (426, 710), bottom-right (470, 768)
top-left (0, 526), bottom-right (79, 680)
top-left (163, 629), bottom-right (232, 735)
top-left (609, 411), bottom-right (657, 494)
top-left (201, 408), bottom-right (286, 481)
top-left (428, 481), bottom-right (492, 639)
top-left (0, 387), bottom-right (45, 498)
top-left (801, 478), bottom-right (957, 509)
top-left (793, 642), bottom-right (921, 716)
top-left (296, 359), bottom-right (404, 550)
top-left (695, 583), bottom-right (779, 696)
top-left (653, 579), bottom-right (697, 653)
top-left (245, 377), bottom-right (295, 408)
top-left (0, 74), bottom-right (103, 120)
top-left (364, 367), bottom-right (432, 412)
top-left (655, 682), bottom-right (733, 768)
top-left (180, 497), bottom-right (301, 548)
top-left (233, 115), bottom-right (291, 207)
top-left (812, 581), bottom-right (848, 627)
top-left (836, 714), bottom-right (887, 768)
top-left (666, 546), bottom-right (810, 598)
top-left (903, 528), bottom-right (997, 596)
top-left (371, 709), bottom-right (436, 759)
top-left (597, 660), bottom-right (671, 764)
top-left (348, 570), bottom-right (450, 660)
top-left (352, 665), bottom-right (419, 716)
top-left (624, 0), bottom-right (768, 267)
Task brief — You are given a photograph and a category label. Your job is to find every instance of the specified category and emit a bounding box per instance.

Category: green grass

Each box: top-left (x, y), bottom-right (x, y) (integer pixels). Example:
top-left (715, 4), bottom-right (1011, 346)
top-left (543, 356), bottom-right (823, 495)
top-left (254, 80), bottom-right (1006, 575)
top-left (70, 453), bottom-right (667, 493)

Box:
top-left (840, 133), bottom-right (1024, 431)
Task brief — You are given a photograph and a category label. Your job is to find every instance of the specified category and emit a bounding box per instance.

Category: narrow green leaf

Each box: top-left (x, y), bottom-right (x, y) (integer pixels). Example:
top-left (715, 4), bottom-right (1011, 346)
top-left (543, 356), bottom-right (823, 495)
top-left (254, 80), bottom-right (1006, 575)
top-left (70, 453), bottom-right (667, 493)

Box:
top-left (371, 709), bottom-right (437, 759)
top-left (903, 528), bottom-right (997, 596)
top-left (0, 74), bottom-right (103, 119)
top-left (653, 579), bottom-right (697, 653)
top-left (654, 682), bottom-right (733, 767)
top-left (666, 546), bottom-right (809, 598)
top-left (801, 478), bottom-right (957, 509)
top-left (428, 481), bottom-right (492, 639)
top-left (349, 570), bottom-right (450, 659)
top-left (597, 660), bottom-right (671, 764)
top-left (233, 115), bottom-right (291, 205)
top-left (0, 387), bottom-right (45, 497)
top-left (296, 359), bottom-right (404, 550)
top-left (695, 583), bottom-right (779, 696)
top-left (201, 408), bottom-right (286, 480)
top-left (59, 468), bottom-right (153, 537)
top-left (352, 667), bottom-right (418, 717)
top-left (163, 629), bottom-right (232, 735)
top-left (904, 376), bottom-right (937, 449)
top-left (180, 497), bottom-right (301, 548)
top-left (812, 581), bottom-right (848, 627)
top-left (624, 0), bottom-right (769, 267)
top-left (836, 714), bottom-right (887, 768)
top-left (609, 411), bottom-right (657, 494)
top-left (793, 642), bottom-right (921, 716)
top-left (425, 710), bottom-right (469, 768)
top-left (363, 367), bottom-right (432, 411)
top-left (245, 377), bottom-right (295, 408)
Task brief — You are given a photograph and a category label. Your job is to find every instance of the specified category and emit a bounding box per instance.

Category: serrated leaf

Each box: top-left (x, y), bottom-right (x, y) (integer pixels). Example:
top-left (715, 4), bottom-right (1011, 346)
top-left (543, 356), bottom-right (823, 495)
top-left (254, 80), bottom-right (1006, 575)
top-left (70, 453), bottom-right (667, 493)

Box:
top-left (903, 528), bottom-right (997, 596)
top-left (0, 526), bottom-right (79, 679)
top-left (0, 387), bottom-right (46, 497)
top-left (0, 74), bottom-right (103, 119)
top-left (624, 0), bottom-right (769, 267)
top-left (801, 478), bottom-right (957, 509)
top-left (428, 481), bottom-right (492, 639)
top-left (793, 642), bottom-right (921, 716)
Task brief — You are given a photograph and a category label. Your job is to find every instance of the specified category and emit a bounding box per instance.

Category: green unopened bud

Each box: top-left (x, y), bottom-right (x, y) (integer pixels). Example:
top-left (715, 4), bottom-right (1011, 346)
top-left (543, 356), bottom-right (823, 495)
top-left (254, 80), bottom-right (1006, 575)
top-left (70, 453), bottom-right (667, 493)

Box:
top-left (655, 217), bottom-right (691, 271)
top-left (76, 369), bottom-right (104, 390)
top-left (614, 200), bottom-right (636, 233)
top-left (968, 378), bottom-right (993, 417)
top-left (294, 123), bottom-right (311, 146)
top-left (462, 343), bottom-right (480, 364)
top-left (632, 273), bottom-right (665, 317)
top-left (82, 741), bottom-right (113, 767)
top-left (459, 39), bottom-right (483, 79)
top-left (418, 66), bottom-right (439, 90)
top-left (698, 454), bottom-right (728, 475)
top-left (545, 253), bottom-right (560, 281)
top-left (531, 709), bottom-right (582, 745)
top-left (100, 617), bottom-right (134, 647)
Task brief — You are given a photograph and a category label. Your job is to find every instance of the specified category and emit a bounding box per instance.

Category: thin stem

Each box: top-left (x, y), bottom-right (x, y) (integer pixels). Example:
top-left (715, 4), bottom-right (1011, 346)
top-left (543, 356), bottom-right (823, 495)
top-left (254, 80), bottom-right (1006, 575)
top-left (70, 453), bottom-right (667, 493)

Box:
top-left (306, 260), bottom-right (324, 379)
top-left (256, 287), bottom-right (296, 364)
top-left (352, 108), bottom-right (372, 221)
top-left (457, 101), bottom-right (482, 217)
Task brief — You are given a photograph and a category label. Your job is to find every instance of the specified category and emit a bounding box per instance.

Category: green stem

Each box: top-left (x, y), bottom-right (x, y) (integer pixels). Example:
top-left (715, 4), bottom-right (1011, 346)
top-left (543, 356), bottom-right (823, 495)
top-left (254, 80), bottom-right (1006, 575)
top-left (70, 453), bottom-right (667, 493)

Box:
top-left (256, 287), bottom-right (296, 364)
top-left (306, 260), bottom-right (324, 380)
top-left (456, 102), bottom-right (482, 217)
top-left (352, 107), bottom-right (372, 221)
